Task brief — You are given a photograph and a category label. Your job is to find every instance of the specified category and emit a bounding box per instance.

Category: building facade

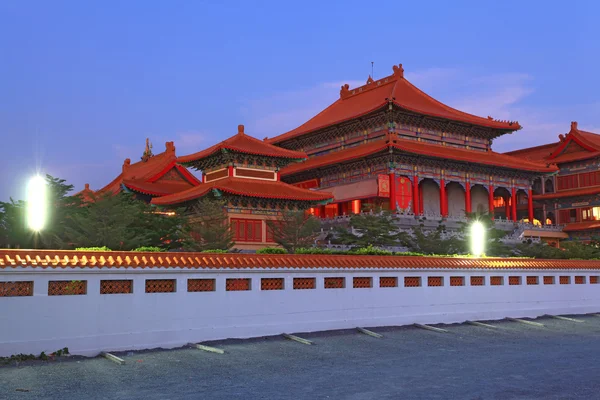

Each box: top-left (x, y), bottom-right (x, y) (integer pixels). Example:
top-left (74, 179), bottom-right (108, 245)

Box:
top-left (270, 64), bottom-right (556, 225)
top-left (83, 63), bottom-right (597, 247)
top-left (507, 122), bottom-right (600, 242)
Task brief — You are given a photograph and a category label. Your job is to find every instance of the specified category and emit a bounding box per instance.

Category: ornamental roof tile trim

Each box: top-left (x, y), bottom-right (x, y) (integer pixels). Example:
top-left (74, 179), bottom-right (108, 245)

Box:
top-left (280, 134), bottom-right (556, 177)
top-left (90, 141), bottom-right (201, 197)
top-left (505, 122), bottom-right (600, 164)
top-left (1, 249), bottom-right (599, 270)
top-left (268, 64), bottom-right (521, 145)
top-left (151, 176), bottom-right (333, 206)
top-left (178, 125), bottom-right (308, 167)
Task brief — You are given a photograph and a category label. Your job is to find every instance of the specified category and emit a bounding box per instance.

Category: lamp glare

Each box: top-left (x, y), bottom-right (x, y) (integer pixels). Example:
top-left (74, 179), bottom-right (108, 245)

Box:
top-left (27, 176), bottom-right (47, 232)
top-left (470, 221), bottom-right (485, 257)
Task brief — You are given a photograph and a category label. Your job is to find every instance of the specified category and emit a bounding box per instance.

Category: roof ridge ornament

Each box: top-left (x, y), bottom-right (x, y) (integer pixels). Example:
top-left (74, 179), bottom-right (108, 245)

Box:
top-left (122, 158), bottom-right (131, 172)
top-left (571, 121), bottom-right (579, 131)
top-left (238, 124), bottom-right (245, 135)
top-left (165, 141), bottom-right (176, 155)
top-left (141, 138), bottom-right (154, 162)
top-left (340, 83), bottom-right (350, 99)
top-left (366, 75), bottom-right (374, 84)
top-left (392, 63), bottom-right (404, 78)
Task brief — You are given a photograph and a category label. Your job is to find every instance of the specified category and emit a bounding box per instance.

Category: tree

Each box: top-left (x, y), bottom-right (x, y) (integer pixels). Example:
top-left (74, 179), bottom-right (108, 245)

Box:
top-left (0, 175), bottom-right (82, 249)
top-left (334, 209), bottom-right (405, 248)
top-left (184, 197), bottom-right (234, 252)
top-left (403, 222), bottom-right (463, 255)
top-left (266, 210), bottom-right (320, 253)
top-left (57, 193), bottom-right (156, 250)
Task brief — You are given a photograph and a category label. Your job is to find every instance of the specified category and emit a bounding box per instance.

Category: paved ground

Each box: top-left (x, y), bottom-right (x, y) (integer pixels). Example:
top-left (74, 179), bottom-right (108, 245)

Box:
top-left (2, 315), bottom-right (600, 399)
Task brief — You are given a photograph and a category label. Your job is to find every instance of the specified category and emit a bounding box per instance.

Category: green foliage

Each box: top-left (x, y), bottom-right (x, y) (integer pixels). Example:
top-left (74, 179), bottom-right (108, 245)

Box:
top-left (334, 209), bottom-right (406, 248)
top-left (56, 193), bottom-right (175, 250)
top-left (403, 221), bottom-right (464, 255)
top-left (295, 247), bottom-right (337, 254)
top-left (257, 247), bottom-right (287, 254)
top-left (0, 175), bottom-right (83, 249)
top-left (265, 210), bottom-right (320, 254)
top-left (515, 240), bottom-right (600, 259)
top-left (76, 246), bottom-right (112, 252)
top-left (184, 198), bottom-right (234, 251)
top-left (133, 246), bottom-right (165, 252)
top-left (350, 245), bottom-right (393, 255)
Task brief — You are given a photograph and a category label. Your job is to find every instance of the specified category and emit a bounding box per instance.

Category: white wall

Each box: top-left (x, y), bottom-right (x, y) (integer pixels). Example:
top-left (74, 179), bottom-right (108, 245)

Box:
top-left (471, 185), bottom-right (489, 214)
top-left (421, 180), bottom-right (440, 214)
top-left (446, 183), bottom-right (465, 217)
top-left (2, 268), bottom-right (600, 357)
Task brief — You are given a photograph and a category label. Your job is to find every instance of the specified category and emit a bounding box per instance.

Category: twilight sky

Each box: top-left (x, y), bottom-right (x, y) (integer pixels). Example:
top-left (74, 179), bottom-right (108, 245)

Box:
top-left (1, 0), bottom-right (599, 202)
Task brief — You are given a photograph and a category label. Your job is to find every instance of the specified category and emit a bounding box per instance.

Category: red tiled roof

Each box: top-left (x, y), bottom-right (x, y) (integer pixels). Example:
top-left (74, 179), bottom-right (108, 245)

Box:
top-left (151, 177), bottom-right (333, 206)
top-left (178, 125), bottom-right (307, 166)
top-left (269, 64), bottom-right (520, 144)
top-left (281, 135), bottom-right (556, 177)
top-left (96, 142), bottom-right (200, 197)
top-left (505, 122), bottom-right (600, 164)
top-left (533, 187), bottom-right (600, 200)
top-left (122, 179), bottom-right (195, 197)
top-left (563, 221), bottom-right (600, 232)
top-left (1, 249), bottom-right (599, 270)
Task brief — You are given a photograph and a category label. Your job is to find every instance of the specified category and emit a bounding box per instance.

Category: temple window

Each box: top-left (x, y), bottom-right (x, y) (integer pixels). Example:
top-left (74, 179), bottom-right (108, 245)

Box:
top-left (557, 174), bottom-right (579, 191)
top-left (231, 218), bottom-right (263, 242)
top-left (582, 207), bottom-right (600, 221)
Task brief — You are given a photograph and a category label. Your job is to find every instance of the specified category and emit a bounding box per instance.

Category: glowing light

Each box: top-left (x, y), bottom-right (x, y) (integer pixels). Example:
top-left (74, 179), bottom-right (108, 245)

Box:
top-left (470, 221), bottom-right (485, 257)
top-left (27, 176), bottom-right (47, 232)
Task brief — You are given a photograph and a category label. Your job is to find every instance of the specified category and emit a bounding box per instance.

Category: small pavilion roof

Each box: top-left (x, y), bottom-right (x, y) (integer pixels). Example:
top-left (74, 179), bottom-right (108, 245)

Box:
top-left (151, 177), bottom-right (333, 206)
top-left (178, 125), bottom-right (307, 169)
top-left (95, 141), bottom-right (200, 197)
top-left (505, 122), bottom-right (600, 164)
top-left (562, 221), bottom-right (600, 232)
top-left (280, 135), bottom-right (556, 177)
top-left (268, 64), bottom-right (520, 145)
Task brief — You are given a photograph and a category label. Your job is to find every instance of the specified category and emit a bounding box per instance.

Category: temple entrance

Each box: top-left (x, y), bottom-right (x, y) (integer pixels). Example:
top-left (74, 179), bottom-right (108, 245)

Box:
top-left (493, 187), bottom-right (511, 220)
top-left (420, 179), bottom-right (440, 216)
top-left (471, 184), bottom-right (489, 215)
top-left (516, 189), bottom-right (529, 221)
top-left (446, 182), bottom-right (465, 217)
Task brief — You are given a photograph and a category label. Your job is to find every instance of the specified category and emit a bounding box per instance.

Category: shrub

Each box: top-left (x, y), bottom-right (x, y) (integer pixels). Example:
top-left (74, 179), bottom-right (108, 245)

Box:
top-left (133, 246), bottom-right (165, 252)
top-left (257, 248), bottom-right (287, 254)
top-left (75, 246), bottom-right (111, 252)
top-left (351, 245), bottom-right (393, 256)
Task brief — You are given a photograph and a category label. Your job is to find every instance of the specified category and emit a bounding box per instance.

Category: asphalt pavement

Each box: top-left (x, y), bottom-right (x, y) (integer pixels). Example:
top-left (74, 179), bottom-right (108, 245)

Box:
top-left (2, 315), bottom-right (600, 399)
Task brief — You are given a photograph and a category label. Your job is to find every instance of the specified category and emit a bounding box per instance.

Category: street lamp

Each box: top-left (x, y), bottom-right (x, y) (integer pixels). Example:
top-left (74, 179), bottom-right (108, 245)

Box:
top-left (26, 176), bottom-right (47, 232)
top-left (470, 221), bottom-right (485, 257)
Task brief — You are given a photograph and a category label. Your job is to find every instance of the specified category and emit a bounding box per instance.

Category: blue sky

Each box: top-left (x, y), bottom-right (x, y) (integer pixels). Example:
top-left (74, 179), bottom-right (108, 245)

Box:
top-left (1, 0), bottom-right (599, 201)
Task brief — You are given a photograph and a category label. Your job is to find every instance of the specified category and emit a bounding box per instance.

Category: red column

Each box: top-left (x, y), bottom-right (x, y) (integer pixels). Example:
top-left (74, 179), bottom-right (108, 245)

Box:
top-left (440, 179), bottom-right (447, 217)
top-left (505, 200), bottom-right (510, 219)
top-left (412, 175), bottom-right (420, 215)
top-left (389, 172), bottom-right (396, 211)
top-left (314, 207), bottom-right (321, 218)
top-left (465, 182), bottom-right (471, 215)
top-left (488, 185), bottom-right (494, 216)
top-left (352, 199), bottom-right (361, 214)
top-left (511, 187), bottom-right (517, 221)
top-left (228, 166), bottom-right (234, 177)
top-left (419, 184), bottom-right (424, 215)
top-left (528, 189), bottom-right (534, 222)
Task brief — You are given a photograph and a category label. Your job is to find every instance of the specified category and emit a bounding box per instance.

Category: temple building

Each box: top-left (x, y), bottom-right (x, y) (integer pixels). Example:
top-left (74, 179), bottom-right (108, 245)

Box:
top-left (84, 63), bottom-right (587, 247)
top-left (151, 125), bottom-right (332, 250)
top-left (77, 140), bottom-right (201, 201)
top-left (506, 122), bottom-right (600, 241)
top-left (269, 64), bottom-right (557, 224)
